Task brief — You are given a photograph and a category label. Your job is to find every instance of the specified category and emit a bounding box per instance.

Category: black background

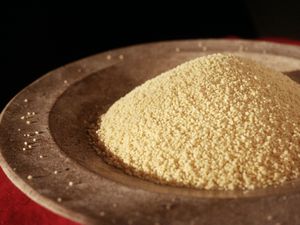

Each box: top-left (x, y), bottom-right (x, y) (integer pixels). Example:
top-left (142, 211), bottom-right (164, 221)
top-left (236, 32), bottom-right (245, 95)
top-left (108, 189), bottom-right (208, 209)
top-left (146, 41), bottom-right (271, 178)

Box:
top-left (2, 2), bottom-right (300, 109)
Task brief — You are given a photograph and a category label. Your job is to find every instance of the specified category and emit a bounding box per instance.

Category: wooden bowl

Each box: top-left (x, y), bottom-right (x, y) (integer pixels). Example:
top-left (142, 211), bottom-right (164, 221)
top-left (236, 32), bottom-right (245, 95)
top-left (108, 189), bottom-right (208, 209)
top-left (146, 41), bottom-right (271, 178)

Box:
top-left (1, 39), bottom-right (300, 225)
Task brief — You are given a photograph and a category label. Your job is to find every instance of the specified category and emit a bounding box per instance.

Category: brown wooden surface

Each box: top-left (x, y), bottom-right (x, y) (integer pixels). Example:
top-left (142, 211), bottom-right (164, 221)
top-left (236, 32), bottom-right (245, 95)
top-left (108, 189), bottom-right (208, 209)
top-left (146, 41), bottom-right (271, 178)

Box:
top-left (1, 40), bottom-right (300, 225)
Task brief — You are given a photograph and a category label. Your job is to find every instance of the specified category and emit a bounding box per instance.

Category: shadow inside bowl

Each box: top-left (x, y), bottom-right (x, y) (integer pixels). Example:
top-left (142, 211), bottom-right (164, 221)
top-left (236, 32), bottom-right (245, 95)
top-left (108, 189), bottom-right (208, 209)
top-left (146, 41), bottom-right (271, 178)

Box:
top-left (285, 70), bottom-right (300, 83)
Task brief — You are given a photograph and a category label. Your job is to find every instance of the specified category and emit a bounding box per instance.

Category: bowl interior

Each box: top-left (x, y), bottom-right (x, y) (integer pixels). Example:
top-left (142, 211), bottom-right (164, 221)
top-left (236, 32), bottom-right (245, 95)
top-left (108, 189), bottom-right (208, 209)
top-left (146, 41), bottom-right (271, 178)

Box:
top-left (49, 46), bottom-right (300, 198)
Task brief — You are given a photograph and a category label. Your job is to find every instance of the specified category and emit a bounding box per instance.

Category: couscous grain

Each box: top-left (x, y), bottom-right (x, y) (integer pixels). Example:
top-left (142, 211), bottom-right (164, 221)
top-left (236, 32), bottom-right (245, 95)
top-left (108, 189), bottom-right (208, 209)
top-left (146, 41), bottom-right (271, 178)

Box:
top-left (97, 53), bottom-right (300, 190)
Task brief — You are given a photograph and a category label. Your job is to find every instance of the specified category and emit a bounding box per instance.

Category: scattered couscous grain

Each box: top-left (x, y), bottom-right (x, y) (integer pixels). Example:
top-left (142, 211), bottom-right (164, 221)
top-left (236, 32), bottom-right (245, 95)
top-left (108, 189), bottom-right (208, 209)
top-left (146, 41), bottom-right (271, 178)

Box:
top-left (96, 53), bottom-right (300, 190)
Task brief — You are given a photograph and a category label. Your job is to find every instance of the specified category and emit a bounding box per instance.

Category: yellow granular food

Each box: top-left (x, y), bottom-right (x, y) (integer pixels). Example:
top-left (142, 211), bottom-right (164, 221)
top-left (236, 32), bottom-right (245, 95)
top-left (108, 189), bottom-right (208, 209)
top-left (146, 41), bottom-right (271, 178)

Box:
top-left (96, 53), bottom-right (300, 190)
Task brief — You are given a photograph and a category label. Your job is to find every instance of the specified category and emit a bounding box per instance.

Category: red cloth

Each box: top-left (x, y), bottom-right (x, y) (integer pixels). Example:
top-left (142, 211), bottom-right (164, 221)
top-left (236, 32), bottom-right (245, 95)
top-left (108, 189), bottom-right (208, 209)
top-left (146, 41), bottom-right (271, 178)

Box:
top-left (1, 38), bottom-right (300, 225)
top-left (0, 169), bottom-right (79, 225)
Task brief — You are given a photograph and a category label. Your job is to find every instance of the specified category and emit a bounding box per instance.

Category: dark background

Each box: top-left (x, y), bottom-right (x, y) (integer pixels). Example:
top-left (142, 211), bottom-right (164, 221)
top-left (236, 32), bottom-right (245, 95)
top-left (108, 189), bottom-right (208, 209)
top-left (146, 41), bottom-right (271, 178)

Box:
top-left (2, 1), bottom-right (300, 109)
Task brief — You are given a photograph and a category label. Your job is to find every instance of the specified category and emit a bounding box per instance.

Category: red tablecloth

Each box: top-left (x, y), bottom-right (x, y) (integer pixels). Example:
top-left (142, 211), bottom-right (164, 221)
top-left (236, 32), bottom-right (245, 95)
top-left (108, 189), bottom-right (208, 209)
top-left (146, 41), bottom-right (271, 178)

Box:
top-left (1, 38), bottom-right (300, 225)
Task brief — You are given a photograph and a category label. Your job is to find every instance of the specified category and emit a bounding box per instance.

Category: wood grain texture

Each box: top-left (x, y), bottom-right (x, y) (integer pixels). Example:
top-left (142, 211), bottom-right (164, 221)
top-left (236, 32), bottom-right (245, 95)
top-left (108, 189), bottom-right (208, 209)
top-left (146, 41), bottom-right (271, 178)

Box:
top-left (1, 40), bottom-right (300, 225)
